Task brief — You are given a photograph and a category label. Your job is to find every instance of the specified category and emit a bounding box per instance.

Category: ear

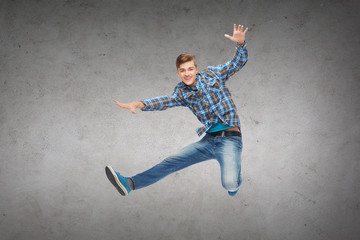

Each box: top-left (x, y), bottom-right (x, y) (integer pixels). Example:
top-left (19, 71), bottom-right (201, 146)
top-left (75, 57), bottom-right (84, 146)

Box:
top-left (176, 70), bottom-right (180, 77)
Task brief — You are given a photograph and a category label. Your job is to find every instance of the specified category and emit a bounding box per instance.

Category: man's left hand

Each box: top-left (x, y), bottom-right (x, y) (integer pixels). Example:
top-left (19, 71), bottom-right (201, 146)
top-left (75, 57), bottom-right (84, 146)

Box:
top-left (225, 24), bottom-right (248, 45)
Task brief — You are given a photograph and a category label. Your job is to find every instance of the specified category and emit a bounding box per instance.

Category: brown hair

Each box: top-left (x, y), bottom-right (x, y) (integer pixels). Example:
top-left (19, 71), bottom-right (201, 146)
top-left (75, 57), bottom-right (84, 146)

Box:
top-left (176, 53), bottom-right (197, 69)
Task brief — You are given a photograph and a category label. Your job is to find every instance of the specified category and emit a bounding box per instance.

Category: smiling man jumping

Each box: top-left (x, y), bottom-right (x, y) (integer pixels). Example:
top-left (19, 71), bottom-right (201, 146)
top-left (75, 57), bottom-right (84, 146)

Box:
top-left (106, 24), bottom-right (248, 197)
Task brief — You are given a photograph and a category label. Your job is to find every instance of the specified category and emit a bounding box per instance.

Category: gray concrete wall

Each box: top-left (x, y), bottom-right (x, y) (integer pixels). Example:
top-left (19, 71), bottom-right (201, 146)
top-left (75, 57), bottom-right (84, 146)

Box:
top-left (1, 0), bottom-right (359, 239)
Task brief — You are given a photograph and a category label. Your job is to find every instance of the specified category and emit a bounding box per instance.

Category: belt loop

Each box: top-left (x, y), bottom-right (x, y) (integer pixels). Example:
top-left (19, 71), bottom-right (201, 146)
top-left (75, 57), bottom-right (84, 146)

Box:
top-left (221, 131), bottom-right (225, 137)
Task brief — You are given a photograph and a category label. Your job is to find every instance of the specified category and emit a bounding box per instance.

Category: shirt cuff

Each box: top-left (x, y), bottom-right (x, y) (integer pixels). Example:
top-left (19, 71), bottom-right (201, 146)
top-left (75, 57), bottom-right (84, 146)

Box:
top-left (237, 41), bottom-right (246, 48)
top-left (140, 100), bottom-right (150, 111)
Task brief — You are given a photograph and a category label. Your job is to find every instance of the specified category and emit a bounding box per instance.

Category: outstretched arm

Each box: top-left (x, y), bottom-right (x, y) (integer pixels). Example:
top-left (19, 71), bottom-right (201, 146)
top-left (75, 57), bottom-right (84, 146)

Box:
top-left (205, 24), bottom-right (248, 82)
top-left (114, 100), bottom-right (145, 114)
top-left (224, 24), bottom-right (248, 45)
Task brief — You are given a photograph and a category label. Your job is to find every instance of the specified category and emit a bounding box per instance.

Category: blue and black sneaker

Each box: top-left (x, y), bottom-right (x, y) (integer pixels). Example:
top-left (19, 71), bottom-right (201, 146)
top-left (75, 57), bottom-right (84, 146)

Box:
top-left (105, 166), bottom-right (131, 196)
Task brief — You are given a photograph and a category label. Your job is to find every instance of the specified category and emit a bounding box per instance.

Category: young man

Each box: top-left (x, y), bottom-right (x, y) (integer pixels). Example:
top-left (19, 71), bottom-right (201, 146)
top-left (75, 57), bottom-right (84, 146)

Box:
top-left (106, 24), bottom-right (248, 197)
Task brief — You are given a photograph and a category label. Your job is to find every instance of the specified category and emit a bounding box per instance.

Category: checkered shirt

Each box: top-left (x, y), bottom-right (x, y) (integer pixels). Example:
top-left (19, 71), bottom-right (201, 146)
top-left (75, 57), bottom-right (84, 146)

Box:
top-left (141, 43), bottom-right (248, 136)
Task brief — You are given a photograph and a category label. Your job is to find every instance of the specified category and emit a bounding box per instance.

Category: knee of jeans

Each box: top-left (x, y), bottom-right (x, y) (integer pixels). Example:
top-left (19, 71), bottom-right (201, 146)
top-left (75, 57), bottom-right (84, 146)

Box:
top-left (162, 155), bottom-right (180, 165)
top-left (222, 175), bottom-right (242, 191)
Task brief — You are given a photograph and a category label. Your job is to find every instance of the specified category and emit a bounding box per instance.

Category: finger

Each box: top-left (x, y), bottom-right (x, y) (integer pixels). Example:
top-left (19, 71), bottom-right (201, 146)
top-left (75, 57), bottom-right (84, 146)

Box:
top-left (244, 27), bottom-right (248, 33)
top-left (224, 34), bottom-right (231, 39)
top-left (237, 25), bottom-right (241, 31)
top-left (233, 24), bottom-right (236, 33)
top-left (115, 101), bottom-right (126, 108)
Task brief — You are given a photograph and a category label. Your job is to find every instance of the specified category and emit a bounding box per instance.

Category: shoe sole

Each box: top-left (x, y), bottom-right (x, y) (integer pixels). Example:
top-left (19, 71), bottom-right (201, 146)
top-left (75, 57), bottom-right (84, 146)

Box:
top-left (105, 166), bottom-right (128, 196)
top-left (228, 189), bottom-right (239, 196)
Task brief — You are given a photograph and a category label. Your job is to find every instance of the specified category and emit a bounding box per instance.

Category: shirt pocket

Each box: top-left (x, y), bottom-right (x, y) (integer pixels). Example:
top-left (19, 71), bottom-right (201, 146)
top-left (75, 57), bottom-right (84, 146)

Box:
top-left (182, 91), bottom-right (198, 104)
top-left (205, 79), bottom-right (222, 105)
top-left (206, 79), bottom-right (221, 90)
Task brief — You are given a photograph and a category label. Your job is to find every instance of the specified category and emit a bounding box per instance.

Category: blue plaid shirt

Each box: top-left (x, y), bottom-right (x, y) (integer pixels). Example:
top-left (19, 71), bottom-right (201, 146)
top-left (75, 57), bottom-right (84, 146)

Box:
top-left (141, 43), bottom-right (248, 136)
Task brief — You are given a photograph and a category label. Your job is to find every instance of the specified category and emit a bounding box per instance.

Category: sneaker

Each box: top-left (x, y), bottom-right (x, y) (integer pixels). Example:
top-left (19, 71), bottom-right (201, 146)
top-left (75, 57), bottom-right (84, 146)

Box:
top-left (228, 189), bottom-right (239, 196)
top-left (105, 166), bottom-right (131, 196)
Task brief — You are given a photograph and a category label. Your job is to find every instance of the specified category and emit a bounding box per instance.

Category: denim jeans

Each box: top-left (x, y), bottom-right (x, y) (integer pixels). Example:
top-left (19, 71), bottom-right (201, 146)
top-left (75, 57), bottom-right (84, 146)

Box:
top-left (131, 133), bottom-right (243, 192)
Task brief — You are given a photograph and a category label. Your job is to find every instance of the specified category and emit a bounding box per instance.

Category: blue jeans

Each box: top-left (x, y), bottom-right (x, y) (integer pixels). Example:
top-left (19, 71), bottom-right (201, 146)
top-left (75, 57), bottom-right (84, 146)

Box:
top-left (131, 133), bottom-right (243, 192)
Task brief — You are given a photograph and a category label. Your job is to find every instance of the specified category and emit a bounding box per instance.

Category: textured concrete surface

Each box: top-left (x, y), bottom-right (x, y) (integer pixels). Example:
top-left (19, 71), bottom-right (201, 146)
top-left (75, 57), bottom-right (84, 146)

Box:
top-left (1, 0), bottom-right (359, 239)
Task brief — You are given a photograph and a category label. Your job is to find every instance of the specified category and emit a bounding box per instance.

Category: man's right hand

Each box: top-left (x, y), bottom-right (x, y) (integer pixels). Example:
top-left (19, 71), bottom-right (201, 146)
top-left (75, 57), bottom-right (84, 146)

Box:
top-left (114, 100), bottom-right (145, 114)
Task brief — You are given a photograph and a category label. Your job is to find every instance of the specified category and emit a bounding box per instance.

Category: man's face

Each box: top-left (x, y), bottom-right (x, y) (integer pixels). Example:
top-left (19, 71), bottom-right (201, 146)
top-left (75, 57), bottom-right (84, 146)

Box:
top-left (177, 60), bottom-right (198, 89)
